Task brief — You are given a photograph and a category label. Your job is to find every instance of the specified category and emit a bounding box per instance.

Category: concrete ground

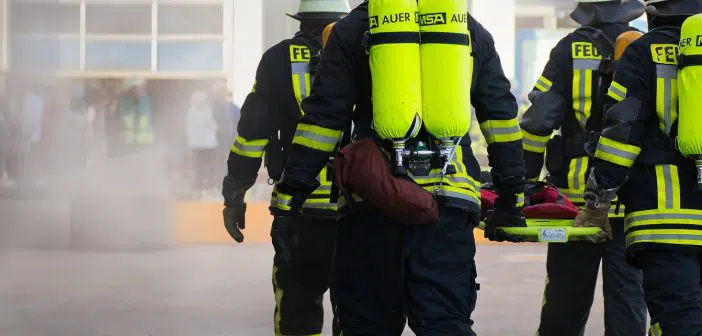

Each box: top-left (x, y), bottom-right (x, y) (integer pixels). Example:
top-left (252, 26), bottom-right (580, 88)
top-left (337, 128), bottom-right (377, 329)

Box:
top-left (0, 244), bottom-right (609, 336)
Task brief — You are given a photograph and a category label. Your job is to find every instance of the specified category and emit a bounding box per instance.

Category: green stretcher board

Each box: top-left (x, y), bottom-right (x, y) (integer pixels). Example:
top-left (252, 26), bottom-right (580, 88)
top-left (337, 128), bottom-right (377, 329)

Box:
top-left (477, 219), bottom-right (603, 243)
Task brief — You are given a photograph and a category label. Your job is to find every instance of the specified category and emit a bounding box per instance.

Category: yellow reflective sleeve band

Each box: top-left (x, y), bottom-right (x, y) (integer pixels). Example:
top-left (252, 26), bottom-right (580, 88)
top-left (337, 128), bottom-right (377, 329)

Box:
top-left (272, 192), bottom-right (293, 211)
top-left (522, 130), bottom-right (550, 154)
top-left (516, 193), bottom-right (525, 208)
top-left (627, 209), bottom-right (702, 227)
top-left (607, 81), bottom-right (627, 102)
top-left (655, 165), bottom-right (681, 210)
top-left (302, 199), bottom-right (337, 211)
top-left (429, 185), bottom-right (480, 206)
top-left (534, 75), bottom-right (553, 92)
top-left (230, 136), bottom-right (269, 158)
top-left (292, 123), bottom-right (342, 152)
top-left (480, 119), bottom-right (522, 145)
top-left (567, 157), bottom-right (589, 193)
top-left (594, 136), bottom-right (642, 168)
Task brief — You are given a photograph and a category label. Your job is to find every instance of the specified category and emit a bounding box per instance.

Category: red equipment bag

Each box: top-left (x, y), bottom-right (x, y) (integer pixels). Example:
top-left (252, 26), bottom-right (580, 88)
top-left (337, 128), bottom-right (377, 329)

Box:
top-left (334, 138), bottom-right (440, 225)
top-left (480, 181), bottom-right (580, 220)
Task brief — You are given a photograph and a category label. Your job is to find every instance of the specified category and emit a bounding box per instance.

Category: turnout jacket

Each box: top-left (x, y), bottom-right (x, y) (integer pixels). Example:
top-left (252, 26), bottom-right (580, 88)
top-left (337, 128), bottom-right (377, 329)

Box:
top-left (278, 2), bottom-right (525, 214)
top-left (591, 17), bottom-right (702, 256)
top-left (520, 22), bottom-right (635, 211)
top-left (224, 31), bottom-right (337, 216)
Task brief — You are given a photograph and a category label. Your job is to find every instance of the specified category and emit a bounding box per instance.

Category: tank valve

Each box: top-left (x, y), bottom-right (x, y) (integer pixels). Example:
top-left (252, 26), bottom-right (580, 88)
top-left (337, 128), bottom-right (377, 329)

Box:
top-left (392, 140), bottom-right (407, 176)
top-left (696, 157), bottom-right (702, 190)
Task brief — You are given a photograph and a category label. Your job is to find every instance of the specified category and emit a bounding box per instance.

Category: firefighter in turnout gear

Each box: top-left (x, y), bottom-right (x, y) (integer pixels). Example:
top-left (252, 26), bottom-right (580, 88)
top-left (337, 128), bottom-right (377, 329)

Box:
top-left (270, 1), bottom-right (526, 334)
top-left (574, 0), bottom-right (702, 334)
top-left (220, 1), bottom-right (350, 335)
top-left (520, 0), bottom-right (648, 335)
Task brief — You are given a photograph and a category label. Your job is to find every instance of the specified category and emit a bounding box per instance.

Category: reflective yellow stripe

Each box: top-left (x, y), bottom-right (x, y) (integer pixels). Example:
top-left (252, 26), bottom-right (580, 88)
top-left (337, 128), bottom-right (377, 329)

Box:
top-left (567, 157), bottom-right (589, 193)
top-left (626, 209), bottom-right (702, 246)
top-left (655, 165), bottom-right (681, 210)
top-left (479, 118), bottom-right (522, 145)
top-left (534, 75), bottom-right (552, 92)
top-left (594, 136), bottom-right (642, 168)
top-left (273, 266), bottom-right (284, 336)
top-left (650, 322), bottom-right (662, 336)
top-left (572, 59), bottom-right (598, 129)
top-left (230, 136), bottom-right (269, 158)
top-left (522, 130), bottom-right (550, 154)
top-left (292, 123), bottom-right (342, 152)
top-left (272, 192), bottom-right (293, 211)
top-left (290, 44), bottom-right (312, 115)
top-left (516, 192), bottom-right (525, 208)
top-left (561, 188), bottom-right (585, 205)
top-left (607, 81), bottom-right (627, 102)
top-left (655, 64), bottom-right (678, 135)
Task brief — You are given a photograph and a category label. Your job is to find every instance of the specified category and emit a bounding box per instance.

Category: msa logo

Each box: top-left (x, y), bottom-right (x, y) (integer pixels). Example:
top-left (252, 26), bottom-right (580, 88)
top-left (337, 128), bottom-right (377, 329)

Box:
top-left (418, 12), bottom-right (447, 26)
top-left (651, 44), bottom-right (678, 65)
top-left (369, 15), bottom-right (379, 29)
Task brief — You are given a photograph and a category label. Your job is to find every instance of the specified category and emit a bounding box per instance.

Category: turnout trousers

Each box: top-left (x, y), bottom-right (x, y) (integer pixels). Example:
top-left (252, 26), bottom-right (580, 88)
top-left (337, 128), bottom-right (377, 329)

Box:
top-left (272, 215), bottom-right (338, 336)
top-left (638, 248), bottom-right (702, 336)
top-left (538, 218), bottom-right (647, 336)
top-left (331, 207), bottom-right (479, 336)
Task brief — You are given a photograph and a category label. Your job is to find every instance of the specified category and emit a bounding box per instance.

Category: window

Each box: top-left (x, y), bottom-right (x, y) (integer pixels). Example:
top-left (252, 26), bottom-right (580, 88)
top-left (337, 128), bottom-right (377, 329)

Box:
top-left (157, 4), bottom-right (223, 35)
top-left (85, 4), bottom-right (152, 35)
top-left (10, 36), bottom-right (80, 71)
top-left (10, 2), bottom-right (80, 35)
top-left (86, 41), bottom-right (151, 70)
top-left (157, 42), bottom-right (223, 71)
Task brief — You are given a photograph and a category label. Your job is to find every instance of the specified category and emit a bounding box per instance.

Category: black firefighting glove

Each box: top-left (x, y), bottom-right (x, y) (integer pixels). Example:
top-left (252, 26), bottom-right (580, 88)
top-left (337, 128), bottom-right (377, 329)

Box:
top-left (484, 174), bottom-right (527, 242)
top-left (269, 178), bottom-right (318, 265)
top-left (222, 175), bottom-right (253, 243)
top-left (574, 169), bottom-right (619, 243)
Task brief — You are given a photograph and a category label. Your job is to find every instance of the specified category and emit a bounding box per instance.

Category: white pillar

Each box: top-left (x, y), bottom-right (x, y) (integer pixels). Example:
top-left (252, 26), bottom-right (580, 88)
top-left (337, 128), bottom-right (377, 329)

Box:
top-left (470, 0), bottom-right (516, 81)
top-left (230, 0), bottom-right (263, 106)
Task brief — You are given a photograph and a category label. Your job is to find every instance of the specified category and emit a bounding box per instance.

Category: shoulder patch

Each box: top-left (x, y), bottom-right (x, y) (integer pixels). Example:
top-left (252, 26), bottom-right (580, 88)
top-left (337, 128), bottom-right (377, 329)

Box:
top-left (572, 42), bottom-right (602, 60)
top-left (650, 44), bottom-right (678, 65)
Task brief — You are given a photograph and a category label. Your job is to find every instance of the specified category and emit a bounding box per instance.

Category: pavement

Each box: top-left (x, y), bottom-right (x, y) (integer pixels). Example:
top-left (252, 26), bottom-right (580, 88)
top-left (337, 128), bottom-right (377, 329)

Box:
top-left (0, 244), bottom-right (609, 336)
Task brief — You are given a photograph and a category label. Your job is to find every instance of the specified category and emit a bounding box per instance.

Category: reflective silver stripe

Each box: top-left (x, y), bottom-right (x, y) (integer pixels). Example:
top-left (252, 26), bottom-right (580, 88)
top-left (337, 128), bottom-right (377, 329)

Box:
top-left (609, 84), bottom-right (626, 100)
top-left (302, 202), bottom-right (336, 209)
top-left (627, 213), bottom-right (702, 224)
top-left (572, 158), bottom-right (585, 190)
top-left (596, 142), bottom-right (638, 162)
top-left (293, 130), bottom-right (338, 146)
top-left (435, 190), bottom-right (480, 205)
top-left (417, 174), bottom-right (480, 190)
top-left (657, 64), bottom-right (676, 135)
top-left (523, 137), bottom-right (547, 149)
top-left (291, 62), bottom-right (310, 100)
top-left (627, 234), bottom-right (702, 245)
top-left (232, 141), bottom-right (266, 153)
top-left (314, 185), bottom-right (332, 191)
top-left (484, 125), bottom-right (520, 136)
top-left (663, 165), bottom-right (674, 209)
top-left (573, 59), bottom-right (600, 70)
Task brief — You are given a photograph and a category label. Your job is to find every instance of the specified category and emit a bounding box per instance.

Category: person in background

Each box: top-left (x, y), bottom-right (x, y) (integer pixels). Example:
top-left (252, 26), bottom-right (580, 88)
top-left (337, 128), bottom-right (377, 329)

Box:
top-left (186, 91), bottom-right (218, 199)
top-left (117, 77), bottom-right (154, 156)
top-left (211, 82), bottom-right (235, 186)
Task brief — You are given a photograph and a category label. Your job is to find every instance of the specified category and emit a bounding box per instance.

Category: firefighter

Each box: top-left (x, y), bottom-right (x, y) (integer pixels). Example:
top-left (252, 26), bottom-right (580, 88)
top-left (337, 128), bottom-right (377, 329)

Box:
top-left (220, 1), bottom-right (350, 335)
top-left (574, 0), bottom-right (702, 334)
top-left (269, 2), bottom-right (526, 335)
top-left (519, 0), bottom-right (649, 334)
